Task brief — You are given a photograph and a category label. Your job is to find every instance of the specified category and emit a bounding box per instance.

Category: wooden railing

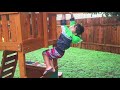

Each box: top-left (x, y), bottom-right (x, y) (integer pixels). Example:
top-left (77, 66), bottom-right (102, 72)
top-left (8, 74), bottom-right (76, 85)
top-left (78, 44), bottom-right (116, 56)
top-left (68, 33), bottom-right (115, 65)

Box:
top-left (0, 12), bottom-right (57, 53)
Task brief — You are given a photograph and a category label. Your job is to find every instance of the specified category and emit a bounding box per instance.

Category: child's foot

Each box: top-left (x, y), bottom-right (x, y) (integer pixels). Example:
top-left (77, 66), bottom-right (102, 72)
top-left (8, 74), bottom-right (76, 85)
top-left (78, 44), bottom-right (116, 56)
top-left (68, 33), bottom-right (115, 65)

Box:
top-left (43, 68), bottom-right (54, 75)
top-left (43, 68), bottom-right (55, 78)
top-left (52, 68), bottom-right (55, 72)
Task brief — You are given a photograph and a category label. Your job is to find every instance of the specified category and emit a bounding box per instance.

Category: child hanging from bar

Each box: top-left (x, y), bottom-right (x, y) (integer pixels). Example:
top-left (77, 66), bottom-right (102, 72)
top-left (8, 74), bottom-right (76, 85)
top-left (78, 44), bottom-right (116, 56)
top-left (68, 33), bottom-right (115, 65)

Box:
top-left (42, 12), bottom-right (84, 77)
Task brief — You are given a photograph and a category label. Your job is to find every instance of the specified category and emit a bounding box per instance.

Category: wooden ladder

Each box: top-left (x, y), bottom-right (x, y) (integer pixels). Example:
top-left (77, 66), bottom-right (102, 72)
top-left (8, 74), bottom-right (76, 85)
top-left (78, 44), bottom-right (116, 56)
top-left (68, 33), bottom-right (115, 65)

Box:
top-left (0, 50), bottom-right (18, 78)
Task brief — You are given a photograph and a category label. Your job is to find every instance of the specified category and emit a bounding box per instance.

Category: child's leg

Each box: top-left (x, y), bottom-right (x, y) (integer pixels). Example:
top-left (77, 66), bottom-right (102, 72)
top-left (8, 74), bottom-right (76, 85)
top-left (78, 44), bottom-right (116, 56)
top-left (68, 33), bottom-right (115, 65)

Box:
top-left (49, 59), bottom-right (55, 72)
top-left (42, 47), bottom-right (64, 76)
top-left (42, 53), bottom-right (52, 70)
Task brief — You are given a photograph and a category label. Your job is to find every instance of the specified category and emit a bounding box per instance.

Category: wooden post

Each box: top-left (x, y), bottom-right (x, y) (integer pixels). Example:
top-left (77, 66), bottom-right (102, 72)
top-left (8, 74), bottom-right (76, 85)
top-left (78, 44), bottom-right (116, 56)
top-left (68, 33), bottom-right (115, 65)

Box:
top-left (0, 15), bottom-right (1, 42)
top-left (31, 12), bottom-right (37, 38)
top-left (37, 13), bottom-right (44, 47)
top-left (18, 52), bottom-right (27, 78)
top-left (15, 13), bottom-right (27, 78)
top-left (42, 12), bottom-right (48, 48)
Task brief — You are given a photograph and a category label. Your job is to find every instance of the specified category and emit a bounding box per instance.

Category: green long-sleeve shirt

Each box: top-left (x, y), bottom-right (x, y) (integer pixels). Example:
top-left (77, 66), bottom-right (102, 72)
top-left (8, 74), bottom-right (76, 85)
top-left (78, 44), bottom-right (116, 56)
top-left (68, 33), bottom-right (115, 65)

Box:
top-left (61, 21), bottom-right (83, 44)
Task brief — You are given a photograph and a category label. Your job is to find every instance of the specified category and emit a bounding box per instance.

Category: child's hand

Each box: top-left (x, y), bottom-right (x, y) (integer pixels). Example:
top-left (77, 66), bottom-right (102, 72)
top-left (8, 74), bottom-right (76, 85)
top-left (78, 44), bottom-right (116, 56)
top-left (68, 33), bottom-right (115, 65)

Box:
top-left (69, 12), bottom-right (74, 18)
top-left (62, 14), bottom-right (66, 20)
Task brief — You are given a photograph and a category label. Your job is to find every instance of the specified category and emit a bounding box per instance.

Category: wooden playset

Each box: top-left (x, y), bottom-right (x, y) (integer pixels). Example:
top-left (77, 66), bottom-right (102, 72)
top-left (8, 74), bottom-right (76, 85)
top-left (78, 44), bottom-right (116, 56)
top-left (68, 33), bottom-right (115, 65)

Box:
top-left (0, 12), bottom-right (70, 78)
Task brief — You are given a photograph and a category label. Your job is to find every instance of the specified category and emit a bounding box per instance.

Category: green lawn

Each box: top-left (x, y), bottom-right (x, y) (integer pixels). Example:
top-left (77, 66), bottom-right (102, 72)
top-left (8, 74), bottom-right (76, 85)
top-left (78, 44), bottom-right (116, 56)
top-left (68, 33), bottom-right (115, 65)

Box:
top-left (0, 47), bottom-right (120, 78)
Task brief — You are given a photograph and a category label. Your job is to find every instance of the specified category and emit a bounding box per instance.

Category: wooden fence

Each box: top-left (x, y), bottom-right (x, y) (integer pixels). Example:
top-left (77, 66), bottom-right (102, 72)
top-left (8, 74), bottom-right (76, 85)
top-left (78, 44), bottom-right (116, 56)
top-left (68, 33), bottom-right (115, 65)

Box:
top-left (57, 17), bottom-right (120, 54)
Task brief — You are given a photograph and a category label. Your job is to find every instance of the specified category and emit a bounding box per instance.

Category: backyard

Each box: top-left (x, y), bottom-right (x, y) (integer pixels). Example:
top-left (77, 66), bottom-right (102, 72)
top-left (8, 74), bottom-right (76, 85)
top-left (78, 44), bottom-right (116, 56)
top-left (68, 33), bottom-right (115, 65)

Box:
top-left (0, 12), bottom-right (120, 78)
top-left (0, 47), bottom-right (120, 78)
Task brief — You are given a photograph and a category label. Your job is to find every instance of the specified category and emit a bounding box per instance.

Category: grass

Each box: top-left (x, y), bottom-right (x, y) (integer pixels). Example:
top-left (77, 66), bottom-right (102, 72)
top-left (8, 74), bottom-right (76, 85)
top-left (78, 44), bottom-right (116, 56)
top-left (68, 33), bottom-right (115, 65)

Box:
top-left (0, 47), bottom-right (120, 78)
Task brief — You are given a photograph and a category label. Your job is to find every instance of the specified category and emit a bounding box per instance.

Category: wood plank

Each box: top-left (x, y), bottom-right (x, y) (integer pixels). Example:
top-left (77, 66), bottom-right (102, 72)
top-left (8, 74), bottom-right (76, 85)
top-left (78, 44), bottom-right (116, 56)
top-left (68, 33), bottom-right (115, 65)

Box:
top-left (1, 15), bottom-right (9, 42)
top-left (1, 50), bottom-right (18, 78)
top-left (118, 26), bottom-right (120, 50)
top-left (113, 26), bottom-right (117, 45)
top-left (94, 26), bottom-right (99, 43)
top-left (26, 65), bottom-right (45, 77)
top-left (37, 13), bottom-right (44, 47)
top-left (3, 55), bottom-right (17, 63)
top-left (22, 38), bottom-right (42, 53)
top-left (16, 13), bottom-right (23, 43)
top-left (26, 14), bottom-right (31, 39)
top-left (9, 14), bottom-right (17, 42)
top-left (110, 26), bottom-right (116, 53)
top-left (31, 12), bottom-right (37, 38)
top-left (99, 26), bottom-right (103, 44)
top-left (42, 12), bottom-right (48, 48)
top-left (0, 42), bottom-right (21, 51)
top-left (86, 26), bottom-right (89, 43)
top-left (118, 26), bottom-right (120, 45)
top-left (0, 12), bottom-right (19, 15)
top-left (106, 26), bottom-right (111, 44)
top-left (36, 13), bottom-right (42, 37)
top-left (101, 26), bottom-right (105, 44)
top-left (97, 26), bottom-right (100, 44)
top-left (118, 47), bottom-right (120, 54)
top-left (18, 52), bottom-right (27, 78)
top-left (110, 26), bottom-right (114, 45)
top-left (116, 26), bottom-right (119, 45)
top-left (89, 26), bottom-right (94, 43)
top-left (20, 13), bottom-right (29, 40)
top-left (0, 20), bottom-right (2, 42)
top-left (7, 56), bottom-right (17, 78)
top-left (49, 14), bottom-right (57, 40)
top-left (3, 74), bottom-right (12, 78)
top-left (83, 26), bottom-right (87, 43)
top-left (81, 42), bottom-right (120, 48)
top-left (2, 68), bottom-right (14, 77)
top-left (2, 62), bottom-right (16, 70)
top-left (3, 51), bottom-right (16, 56)
top-left (103, 26), bottom-right (106, 45)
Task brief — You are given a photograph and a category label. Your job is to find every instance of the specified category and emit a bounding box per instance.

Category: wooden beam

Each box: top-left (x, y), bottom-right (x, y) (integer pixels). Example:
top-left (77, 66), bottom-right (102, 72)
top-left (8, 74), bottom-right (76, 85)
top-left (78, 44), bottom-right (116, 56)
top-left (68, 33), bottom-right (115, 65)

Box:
top-left (18, 52), bottom-right (27, 78)
top-left (0, 42), bottom-right (21, 51)
top-left (0, 12), bottom-right (19, 15)
top-left (42, 12), bottom-right (48, 47)
top-left (82, 42), bottom-right (120, 48)
top-left (0, 21), bottom-right (2, 42)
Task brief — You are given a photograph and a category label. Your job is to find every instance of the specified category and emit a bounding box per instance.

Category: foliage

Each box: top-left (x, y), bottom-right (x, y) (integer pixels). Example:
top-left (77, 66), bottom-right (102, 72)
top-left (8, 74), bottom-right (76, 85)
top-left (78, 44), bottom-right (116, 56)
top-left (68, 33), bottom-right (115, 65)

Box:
top-left (91, 12), bottom-right (120, 21)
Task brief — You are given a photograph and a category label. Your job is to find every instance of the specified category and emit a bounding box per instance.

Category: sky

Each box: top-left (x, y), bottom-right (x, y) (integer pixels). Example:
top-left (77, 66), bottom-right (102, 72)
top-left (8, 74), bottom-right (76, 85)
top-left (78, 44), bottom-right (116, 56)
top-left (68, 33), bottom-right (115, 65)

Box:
top-left (57, 13), bottom-right (105, 20)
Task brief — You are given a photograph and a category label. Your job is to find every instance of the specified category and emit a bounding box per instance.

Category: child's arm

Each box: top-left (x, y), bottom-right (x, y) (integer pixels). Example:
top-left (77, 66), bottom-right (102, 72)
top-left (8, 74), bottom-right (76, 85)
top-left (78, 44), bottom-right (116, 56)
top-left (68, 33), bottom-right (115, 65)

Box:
top-left (61, 14), bottom-right (67, 33)
top-left (72, 34), bottom-right (83, 44)
top-left (70, 13), bottom-right (76, 27)
top-left (61, 14), bottom-right (73, 38)
top-left (61, 14), bottom-right (66, 25)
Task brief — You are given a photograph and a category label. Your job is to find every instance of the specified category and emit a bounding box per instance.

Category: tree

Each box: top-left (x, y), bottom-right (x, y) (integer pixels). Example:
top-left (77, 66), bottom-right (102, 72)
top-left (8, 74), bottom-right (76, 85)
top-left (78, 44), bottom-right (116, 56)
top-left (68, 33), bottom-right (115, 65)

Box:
top-left (92, 12), bottom-right (120, 21)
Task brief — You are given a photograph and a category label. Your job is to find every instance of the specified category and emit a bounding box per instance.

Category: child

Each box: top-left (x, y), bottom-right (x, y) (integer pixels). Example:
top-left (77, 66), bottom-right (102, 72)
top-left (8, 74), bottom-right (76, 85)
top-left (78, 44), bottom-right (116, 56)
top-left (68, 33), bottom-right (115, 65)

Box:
top-left (42, 13), bottom-right (84, 77)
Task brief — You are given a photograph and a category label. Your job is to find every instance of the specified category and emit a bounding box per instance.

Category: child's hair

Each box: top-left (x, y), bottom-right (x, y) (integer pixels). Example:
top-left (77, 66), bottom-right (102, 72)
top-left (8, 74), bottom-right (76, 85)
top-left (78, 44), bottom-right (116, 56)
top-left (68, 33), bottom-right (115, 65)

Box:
top-left (75, 23), bottom-right (84, 36)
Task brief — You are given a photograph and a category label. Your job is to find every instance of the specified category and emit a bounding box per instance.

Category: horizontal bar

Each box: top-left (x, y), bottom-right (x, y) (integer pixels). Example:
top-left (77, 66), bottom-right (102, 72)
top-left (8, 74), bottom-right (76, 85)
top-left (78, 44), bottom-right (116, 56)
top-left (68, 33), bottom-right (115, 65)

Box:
top-left (0, 12), bottom-right (19, 15)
